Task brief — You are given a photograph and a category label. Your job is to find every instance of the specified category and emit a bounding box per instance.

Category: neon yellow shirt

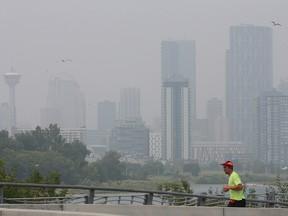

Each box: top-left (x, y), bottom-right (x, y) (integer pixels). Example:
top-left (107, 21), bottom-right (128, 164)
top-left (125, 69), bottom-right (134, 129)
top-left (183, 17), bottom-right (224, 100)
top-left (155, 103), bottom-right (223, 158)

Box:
top-left (228, 171), bottom-right (245, 200)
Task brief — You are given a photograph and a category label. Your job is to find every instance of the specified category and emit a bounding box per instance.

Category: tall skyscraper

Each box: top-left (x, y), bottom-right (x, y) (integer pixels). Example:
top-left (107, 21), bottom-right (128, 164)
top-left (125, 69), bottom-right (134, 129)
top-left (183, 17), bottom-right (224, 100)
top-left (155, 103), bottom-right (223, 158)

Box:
top-left (206, 98), bottom-right (225, 141)
top-left (97, 100), bottom-right (116, 131)
top-left (278, 78), bottom-right (288, 95)
top-left (41, 77), bottom-right (86, 128)
top-left (226, 25), bottom-right (273, 153)
top-left (161, 40), bottom-right (196, 125)
top-left (108, 87), bottom-right (149, 157)
top-left (4, 71), bottom-right (21, 130)
top-left (206, 98), bottom-right (223, 121)
top-left (253, 90), bottom-right (288, 166)
top-left (162, 75), bottom-right (191, 161)
top-left (119, 88), bottom-right (140, 120)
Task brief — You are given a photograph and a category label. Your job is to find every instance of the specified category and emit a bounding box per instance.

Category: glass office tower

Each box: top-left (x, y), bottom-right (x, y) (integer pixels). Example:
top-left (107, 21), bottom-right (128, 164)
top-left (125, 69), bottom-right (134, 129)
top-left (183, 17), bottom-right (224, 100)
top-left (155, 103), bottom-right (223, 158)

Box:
top-left (226, 25), bottom-right (273, 153)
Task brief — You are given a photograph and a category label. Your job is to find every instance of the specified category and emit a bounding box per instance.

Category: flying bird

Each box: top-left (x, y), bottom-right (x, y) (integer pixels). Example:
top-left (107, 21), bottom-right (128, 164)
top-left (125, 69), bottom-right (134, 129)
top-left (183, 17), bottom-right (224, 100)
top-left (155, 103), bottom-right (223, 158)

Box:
top-left (272, 21), bottom-right (281, 26)
top-left (60, 59), bottom-right (72, 62)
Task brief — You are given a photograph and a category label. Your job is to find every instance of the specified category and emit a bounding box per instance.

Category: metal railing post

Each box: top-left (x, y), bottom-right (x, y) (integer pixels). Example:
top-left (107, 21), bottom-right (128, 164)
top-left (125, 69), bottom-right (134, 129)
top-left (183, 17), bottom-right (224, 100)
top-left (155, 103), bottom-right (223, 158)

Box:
top-left (266, 191), bottom-right (275, 208)
top-left (197, 192), bottom-right (207, 206)
top-left (197, 196), bottom-right (206, 206)
top-left (0, 186), bottom-right (3, 204)
top-left (144, 193), bottom-right (153, 205)
top-left (88, 189), bottom-right (95, 204)
top-left (84, 195), bottom-right (89, 204)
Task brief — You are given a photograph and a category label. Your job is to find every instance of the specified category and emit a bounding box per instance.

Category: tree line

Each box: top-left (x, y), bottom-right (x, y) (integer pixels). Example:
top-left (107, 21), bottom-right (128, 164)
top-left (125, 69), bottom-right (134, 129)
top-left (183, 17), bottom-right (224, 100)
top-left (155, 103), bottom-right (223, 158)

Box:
top-left (0, 124), bottom-right (171, 185)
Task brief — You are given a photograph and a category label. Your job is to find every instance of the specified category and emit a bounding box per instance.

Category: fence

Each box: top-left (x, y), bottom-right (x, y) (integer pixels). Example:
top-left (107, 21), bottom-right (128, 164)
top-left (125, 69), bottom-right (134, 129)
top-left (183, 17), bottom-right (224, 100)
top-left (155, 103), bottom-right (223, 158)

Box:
top-left (0, 182), bottom-right (287, 208)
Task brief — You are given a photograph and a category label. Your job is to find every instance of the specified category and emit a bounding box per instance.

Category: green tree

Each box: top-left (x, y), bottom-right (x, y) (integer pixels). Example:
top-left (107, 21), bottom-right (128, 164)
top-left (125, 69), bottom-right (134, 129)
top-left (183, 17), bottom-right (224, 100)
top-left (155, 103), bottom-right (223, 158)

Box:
top-left (25, 170), bottom-right (67, 198)
top-left (44, 124), bottom-right (66, 152)
top-left (157, 180), bottom-right (193, 205)
top-left (31, 126), bottom-right (48, 151)
top-left (14, 124), bottom-right (66, 152)
top-left (0, 159), bottom-right (16, 182)
top-left (266, 175), bottom-right (288, 202)
top-left (142, 160), bottom-right (164, 176)
top-left (0, 130), bottom-right (23, 152)
top-left (1, 149), bottom-right (81, 184)
top-left (0, 130), bottom-right (11, 150)
top-left (0, 159), bottom-right (66, 199)
top-left (60, 139), bottom-right (90, 168)
top-left (88, 151), bottom-right (124, 182)
top-left (183, 162), bottom-right (201, 176)
top-left (121, 162), bottom-right (142, 178)
top-left (0, 159), bottom-right (21, 199)
top-left (163, 161), bottom-right (177, 175)
top-left (3, 169), bottom-right (67, 200)
top-left (9, 125), bottom-right (90, 184)
top-left (14, 131), bottom-right (37, 151)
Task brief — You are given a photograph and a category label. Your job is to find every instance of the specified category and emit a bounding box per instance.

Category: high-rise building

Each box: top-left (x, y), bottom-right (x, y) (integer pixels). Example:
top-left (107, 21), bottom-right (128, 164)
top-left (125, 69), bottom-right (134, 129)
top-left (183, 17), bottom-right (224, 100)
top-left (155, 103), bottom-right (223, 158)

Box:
top-left (86, 129), bottom-right (107, 146)
top-left (191, 141), bottom-right (246, 165)
top-left (161, 40), bottom-right (196, 125)
top-left (119, 88), bottom-right (140, 120)
top-left (109, 87), bottom-right (149, 157)
top-left (108, 118), bottom-right (149, 156)
top-left (213, 116), bottom-right (229, 142)
top-left (60, 127), bottom-right (86, 145)
top-left (206, 98), bottom-right (223, 121)
top-left (253, 90), bottom-right (288, 166)
top-left (86, 129), bottom-right (108, 157)
top-left (194, 119), bottom-right (209, 141)
top-left (41, 77), bottom-right (86, 128)
top-left (278, 78), bottom-right (288, 95)
top-left (226, 25), bottom-right (273, 153)
top-left (162, 75), bottom-right (191, 161)
top-left (206, 98), bottom-right (224, 141)
top-left (149, 132), bottom-right (162, 160)
top-left (97, 100), bottom-right (116, 131)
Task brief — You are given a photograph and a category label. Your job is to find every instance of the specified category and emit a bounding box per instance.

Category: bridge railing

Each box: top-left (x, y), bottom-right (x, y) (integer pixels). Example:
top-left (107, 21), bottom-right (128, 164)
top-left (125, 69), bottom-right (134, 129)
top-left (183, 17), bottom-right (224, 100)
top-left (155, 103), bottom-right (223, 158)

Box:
top-left (0, 182), bottom-right (287, 208)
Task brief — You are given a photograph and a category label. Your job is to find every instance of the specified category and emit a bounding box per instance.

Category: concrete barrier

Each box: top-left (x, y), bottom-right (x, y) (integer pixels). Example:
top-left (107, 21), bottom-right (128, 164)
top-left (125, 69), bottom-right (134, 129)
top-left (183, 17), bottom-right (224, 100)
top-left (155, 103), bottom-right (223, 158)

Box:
top-left (64, 205), bottom-right (222, 216)
top-left (0, 208), bottom-right (125, 216)
top-left (1, 204), bottom-right (288, 216)
top-left (224, 207), bottom-right (288, 216)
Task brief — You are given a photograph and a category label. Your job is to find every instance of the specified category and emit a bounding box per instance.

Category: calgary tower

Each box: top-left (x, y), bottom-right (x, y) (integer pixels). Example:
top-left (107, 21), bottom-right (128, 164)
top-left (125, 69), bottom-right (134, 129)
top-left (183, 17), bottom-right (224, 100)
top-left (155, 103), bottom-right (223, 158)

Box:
top-left (4, 70), bottom-right (21, 129)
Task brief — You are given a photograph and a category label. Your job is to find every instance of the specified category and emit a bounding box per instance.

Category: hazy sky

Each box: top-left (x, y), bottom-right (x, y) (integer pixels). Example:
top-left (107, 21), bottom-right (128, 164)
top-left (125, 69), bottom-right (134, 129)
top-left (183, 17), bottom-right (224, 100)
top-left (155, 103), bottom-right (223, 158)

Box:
top-left (0, 0), bottom-right (287, 129)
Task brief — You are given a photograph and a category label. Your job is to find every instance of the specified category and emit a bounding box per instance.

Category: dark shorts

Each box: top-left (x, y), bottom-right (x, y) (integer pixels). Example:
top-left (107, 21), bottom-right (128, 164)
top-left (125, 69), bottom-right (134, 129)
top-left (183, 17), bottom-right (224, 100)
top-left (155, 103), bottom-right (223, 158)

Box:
top-left (228, 199), bottom-right (246, 207)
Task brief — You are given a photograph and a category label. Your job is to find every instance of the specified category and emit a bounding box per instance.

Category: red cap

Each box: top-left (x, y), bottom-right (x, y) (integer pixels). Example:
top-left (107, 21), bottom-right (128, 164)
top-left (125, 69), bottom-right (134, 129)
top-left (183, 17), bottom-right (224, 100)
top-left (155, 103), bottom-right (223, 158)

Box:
top-left (220, 161), bottom-right (234, 167)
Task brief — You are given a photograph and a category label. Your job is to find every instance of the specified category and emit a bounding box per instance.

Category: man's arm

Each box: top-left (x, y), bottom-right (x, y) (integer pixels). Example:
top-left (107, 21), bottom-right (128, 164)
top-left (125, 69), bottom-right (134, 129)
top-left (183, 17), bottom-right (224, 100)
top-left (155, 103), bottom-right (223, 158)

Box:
top-left (224, 184), bottom-right (243, 192)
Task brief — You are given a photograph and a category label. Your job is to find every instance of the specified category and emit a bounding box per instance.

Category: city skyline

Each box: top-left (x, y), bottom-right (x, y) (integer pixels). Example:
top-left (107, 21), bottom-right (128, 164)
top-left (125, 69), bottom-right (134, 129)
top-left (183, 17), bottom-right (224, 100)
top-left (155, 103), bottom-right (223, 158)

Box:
top-left (0, 1), bottom-right (287, 129)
